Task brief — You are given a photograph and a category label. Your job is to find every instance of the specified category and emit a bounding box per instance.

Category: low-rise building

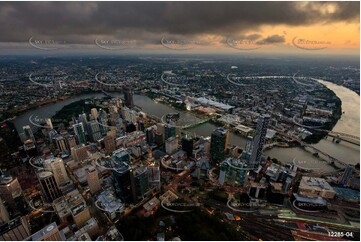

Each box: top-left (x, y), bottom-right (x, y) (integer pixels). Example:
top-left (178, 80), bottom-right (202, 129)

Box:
top-left (298, 176), bottom-right (336, 199)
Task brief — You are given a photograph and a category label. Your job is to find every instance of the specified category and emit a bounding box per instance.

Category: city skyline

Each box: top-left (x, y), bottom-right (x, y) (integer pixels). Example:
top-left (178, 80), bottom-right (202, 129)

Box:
top-left (0, 1), bottom-right (359, 241)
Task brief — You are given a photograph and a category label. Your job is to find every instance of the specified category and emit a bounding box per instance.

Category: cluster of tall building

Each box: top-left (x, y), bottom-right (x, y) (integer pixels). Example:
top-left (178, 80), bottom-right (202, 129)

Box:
top-left (211, 114), bottom-right (270, 170)
top-left (100, 149), bottom-right (160, 204)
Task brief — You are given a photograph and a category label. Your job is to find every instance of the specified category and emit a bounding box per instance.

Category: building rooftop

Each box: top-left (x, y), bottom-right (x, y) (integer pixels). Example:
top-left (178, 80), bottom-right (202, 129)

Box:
top-left (29, 222), bottom-right (62, 241)
top-left (37, 171), bottom-right (53, 179)
top-left (299, 176), bottom-right (334, 191)
top-left (0, 173), bottom-right (14, 185)
top-left (196, 97), bottom-right (234, 110)
top-left (96, 190), bottom-right (124, 213)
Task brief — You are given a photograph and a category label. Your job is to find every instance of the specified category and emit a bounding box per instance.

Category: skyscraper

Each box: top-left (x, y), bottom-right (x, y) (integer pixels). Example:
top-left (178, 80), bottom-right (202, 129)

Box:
top-left (88, 120), bottom-right (102, 142)
top-left (54, 135), bottom-right (68, 152)
top-left (91, 108), bottom-right (98, 119)
top-left (98, 109), bottom-right (109, 136)
top-left (0, 198), bottom-right (9, 224)
top-left (73, 123), bottom-right (87, 144)
top-left (86, 166), bottom-right (101, 194)
top-left (241, 136), bottom-right (253, 163)
top-left (22, 125), bottom-right (35, 143)
top-left (0, 172), bottom-right (26, 216)
top-left (106, 152), bottom-right (133, 203)
top-left (130, 110), bottom-right (138, 124)
top-left (43, 158), bottom-right (70, 188)
top-left (164, 124), bottom-right (176, 141)
top-left (103, 135), bottom-right (116, 153)
top-left (148, 165), bottom-right (160, 189)
top-left (71, 144), bottom-right (89, 162)
top-left (37, 171), bottom-right (62, 203)
top-left (0, 121), bottom-right (21, 153)
top-left (123, 86), bottom-right (134, 108)
top-left (249, 114), bottom-right (270, 168)
top-left (131, 166), bottom-right (149, 202)
top-left (45, 118), bottom-right (53, 129)
top-left (165, 137), bottom-right (178, 155)
top-left (210, 127), bottom-right (229, 165)
top-left (78, 112), bottom-right (88, 125)
top-left (145, 126), bottom-right (156, 145)
top-left (181, 135), bottom-right (194, 157)
top-left (67, 135), bottom-right (77, 149)
top-left (0, 216), bottom-right (30, 241)
top-left (0, 137), bottom-right (10, 159)
top-left (121, 106), bottom-right (131, 122)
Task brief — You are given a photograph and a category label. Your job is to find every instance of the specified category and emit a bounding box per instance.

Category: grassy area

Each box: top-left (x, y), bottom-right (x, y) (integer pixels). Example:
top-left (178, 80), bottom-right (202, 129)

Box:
top-left (52, 99), bottom-right (102, 127)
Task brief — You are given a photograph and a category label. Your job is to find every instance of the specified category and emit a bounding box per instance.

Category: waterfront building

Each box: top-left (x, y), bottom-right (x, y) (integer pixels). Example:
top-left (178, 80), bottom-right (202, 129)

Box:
top-left (210, 127), bottom-right (229, 165)
top-left (22, 125), bottom-right (35, 143)
top-left (123, 86), bottom-right (134, 108)
top-left (298, 176), bottom-right (336, 199)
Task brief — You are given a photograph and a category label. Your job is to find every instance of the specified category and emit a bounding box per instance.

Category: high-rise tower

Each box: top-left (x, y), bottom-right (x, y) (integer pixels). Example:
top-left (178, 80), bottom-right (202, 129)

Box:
top-left (249, 114), bottom-right (270, 167)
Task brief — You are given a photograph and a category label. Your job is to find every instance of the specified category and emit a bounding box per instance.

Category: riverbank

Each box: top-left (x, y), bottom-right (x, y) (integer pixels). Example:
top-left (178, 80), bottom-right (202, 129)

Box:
top-left (1, 90), bottom-right (100, 123)
top-left (13, 84), bottom-right (359, 171)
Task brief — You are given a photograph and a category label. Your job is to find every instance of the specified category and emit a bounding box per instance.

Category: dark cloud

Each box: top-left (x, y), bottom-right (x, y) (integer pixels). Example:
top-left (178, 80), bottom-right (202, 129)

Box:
top-left (0, 1), bottom-right (358, 43)
top-left (257, 35), bottom-right (286, 45)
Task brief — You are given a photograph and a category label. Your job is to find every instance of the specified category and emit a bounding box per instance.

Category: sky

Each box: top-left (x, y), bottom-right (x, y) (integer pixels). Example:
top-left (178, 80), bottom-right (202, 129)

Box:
top-left (0, 1), bottom-right (359, 55)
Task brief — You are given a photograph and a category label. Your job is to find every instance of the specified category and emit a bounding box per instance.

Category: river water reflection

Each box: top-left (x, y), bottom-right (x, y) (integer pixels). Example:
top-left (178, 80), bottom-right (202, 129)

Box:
top-left (14, 80), bottom-right (359, 172)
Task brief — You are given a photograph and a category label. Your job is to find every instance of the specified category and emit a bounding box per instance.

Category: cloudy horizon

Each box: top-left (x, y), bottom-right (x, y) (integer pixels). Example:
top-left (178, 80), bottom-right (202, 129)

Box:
top-left (0, 1), bottom-right (359, 55)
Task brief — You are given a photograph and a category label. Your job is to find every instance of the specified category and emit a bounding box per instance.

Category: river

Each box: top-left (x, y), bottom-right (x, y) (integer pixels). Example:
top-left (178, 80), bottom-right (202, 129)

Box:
top-left (14, 80), bottom-right (359, 172)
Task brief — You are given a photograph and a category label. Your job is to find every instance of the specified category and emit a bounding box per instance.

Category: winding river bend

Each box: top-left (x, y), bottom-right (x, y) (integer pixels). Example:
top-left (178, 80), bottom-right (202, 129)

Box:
top-left (14, 80), bottom-right (359, 172)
